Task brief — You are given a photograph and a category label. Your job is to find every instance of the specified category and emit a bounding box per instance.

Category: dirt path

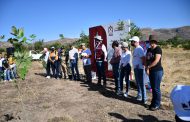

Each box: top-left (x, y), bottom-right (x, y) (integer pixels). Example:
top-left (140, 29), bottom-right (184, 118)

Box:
top-left (0, 61), bottom-right (175, 122)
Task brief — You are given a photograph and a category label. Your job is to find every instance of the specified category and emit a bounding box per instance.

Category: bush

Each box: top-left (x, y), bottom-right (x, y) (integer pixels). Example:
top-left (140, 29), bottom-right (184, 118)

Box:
top-left (158, 36), bottom-right (190, 50)
top-left (34, 40), bottom-right (44, 51)
top-left (0, 48), bottom-right (6, 53)
top-left (47, 42), bottom-right (62, 49)
top-left (182, 40), bottom-right (190, 50)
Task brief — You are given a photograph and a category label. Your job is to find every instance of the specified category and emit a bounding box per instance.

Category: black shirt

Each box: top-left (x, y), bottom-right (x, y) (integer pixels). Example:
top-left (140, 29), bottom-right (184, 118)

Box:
top-left (146, 46), bottom-right (163, 71)
top-left (2, 59), bottom-right (9, 69)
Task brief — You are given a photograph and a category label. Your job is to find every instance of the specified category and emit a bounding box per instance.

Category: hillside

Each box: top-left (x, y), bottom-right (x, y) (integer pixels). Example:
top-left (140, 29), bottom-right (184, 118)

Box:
top-left (43, 38), bottom-right (78, 46)
top-left (141, 26), bottom-right (190, 40)
top-left (0, 38), bottom-right (78, 49)
top-left (1, 26), bottom-right (190, 49)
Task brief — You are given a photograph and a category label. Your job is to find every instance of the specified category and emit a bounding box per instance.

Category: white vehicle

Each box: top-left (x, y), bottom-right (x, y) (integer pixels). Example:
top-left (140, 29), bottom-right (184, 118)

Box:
top-left (29, 50), bottom-right (43, 60)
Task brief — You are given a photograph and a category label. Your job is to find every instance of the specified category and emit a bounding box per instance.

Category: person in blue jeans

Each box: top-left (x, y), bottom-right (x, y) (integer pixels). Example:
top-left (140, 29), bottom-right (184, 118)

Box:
top-left (110, 41), bottom-right (121, 93)
top-left (69, 45), bottom-right (80, 81)
top-left (119, 42), bottom-right (131, 97)
top-left (130, 36), bottom-right (147, 104)
top-left (2, 58), bottom-right (12, 82)
top-left (49, 47), bottom-right (59, 79)
top-left (146, 35), bottom-right (164, 111)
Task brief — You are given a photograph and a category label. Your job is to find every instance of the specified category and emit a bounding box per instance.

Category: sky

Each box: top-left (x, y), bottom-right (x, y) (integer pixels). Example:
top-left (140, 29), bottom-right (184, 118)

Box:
top-left (0, 0), bottom-right (190, 41)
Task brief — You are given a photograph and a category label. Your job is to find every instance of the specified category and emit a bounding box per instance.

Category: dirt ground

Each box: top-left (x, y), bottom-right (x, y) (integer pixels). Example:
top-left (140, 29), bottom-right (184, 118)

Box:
top-left (0, 48), bottom-right (189, 122)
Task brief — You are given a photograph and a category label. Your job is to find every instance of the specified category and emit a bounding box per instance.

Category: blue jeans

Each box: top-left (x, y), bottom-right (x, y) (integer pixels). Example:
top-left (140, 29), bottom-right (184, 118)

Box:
top-left (50, 61), bottom-right (59, 78)
top-left (96, 61), bottom-right (106, 83)
top-left (134, 68), bottom-right (147, 101)
top-left (4, 69), bottom-right (11, 81)
top-left (149, 70), bottom-right (163, 107)
top-left (112, 63), bottom-right (120, 91)
top-left (119, 64), bottom-right (131, 93)
top-left (70, 61), bottom-right (80, 80)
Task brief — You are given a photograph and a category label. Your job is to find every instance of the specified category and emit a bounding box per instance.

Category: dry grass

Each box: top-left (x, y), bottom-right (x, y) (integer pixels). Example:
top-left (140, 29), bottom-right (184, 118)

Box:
top-left (161, 48), bottom-right (190, 107)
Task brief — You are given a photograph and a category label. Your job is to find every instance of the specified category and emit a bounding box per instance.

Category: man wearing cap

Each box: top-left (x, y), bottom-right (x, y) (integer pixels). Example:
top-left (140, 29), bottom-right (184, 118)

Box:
top-left (130, 36), bottom-right (147, 104)
top-left (146, 35), bottom-right (163, 110)
top-left (170, 85), bottom-right (190, 122)
top-left (81, 43), bottom-right (92, 83)
top-left (94, 35), bottom-right (107, 86)
top-left (119, 42), bottom-right (131, 97)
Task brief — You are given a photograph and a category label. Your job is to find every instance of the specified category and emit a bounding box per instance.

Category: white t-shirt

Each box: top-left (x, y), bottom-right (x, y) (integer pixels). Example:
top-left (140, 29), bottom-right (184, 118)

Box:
top-left (132, 45), bottom-right (145, 69)
top-left (44, 51), bottom-right (50, 62)
top-left (0, 58), bottom-right (4, 67)
top-left (69, 48), bottom-right (78, 60)
top-left (81, 48), bottom-right (92, 66)
top-left (120, 51), bottom-right (131, 67)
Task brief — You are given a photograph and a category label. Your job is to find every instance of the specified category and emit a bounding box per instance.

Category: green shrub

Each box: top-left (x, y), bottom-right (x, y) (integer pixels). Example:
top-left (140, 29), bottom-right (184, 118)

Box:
top-left (0, 48), bottom-right (6, 53)
top-left (182, 40), bottom-right (190, 50)
top-left (48, 42), bottom-right (62, 49)
top-left (34, 40), bottom-right (44, 50)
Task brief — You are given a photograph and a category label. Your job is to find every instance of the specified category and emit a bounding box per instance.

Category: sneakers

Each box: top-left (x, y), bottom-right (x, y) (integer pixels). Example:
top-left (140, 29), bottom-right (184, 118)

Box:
top-left (123, 92), bottom-right (128, 98)
top-left (46, 76), bottom-right (50, 79)
top-left (9, 79), bottom-right (13, 82)
top-left (142, 100), bottom-right (148, 104)
top-left (149, 106), bottom-right (160, 111)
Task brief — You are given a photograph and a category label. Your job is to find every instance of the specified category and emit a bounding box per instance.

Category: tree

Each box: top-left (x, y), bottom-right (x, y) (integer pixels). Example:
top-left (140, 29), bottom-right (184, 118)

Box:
top-left (8, 26), bottom-right (36, 52)
top-left (59, 34), bottom-right (64, 39)
top-left (128, 22), bottom-right (142, 39)
top-left (74, 31), bottom-right (89, 48)
top-left (0, 35), bottom-right (5, 41)
top-left (117, 20), bottom-right (125, 31)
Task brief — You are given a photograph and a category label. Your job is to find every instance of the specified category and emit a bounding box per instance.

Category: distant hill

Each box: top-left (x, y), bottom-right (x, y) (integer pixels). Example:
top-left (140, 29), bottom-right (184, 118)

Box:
top-left (0, 38), bottom-right (78, 48)
top-left (43, 38), bottom-right (78, 46)
top-left (0, 41), bottom-right (13, 48)
top-left (1, 26), bottom-right (190, 48)
top-left (141, 26), bottom-right (190, 40)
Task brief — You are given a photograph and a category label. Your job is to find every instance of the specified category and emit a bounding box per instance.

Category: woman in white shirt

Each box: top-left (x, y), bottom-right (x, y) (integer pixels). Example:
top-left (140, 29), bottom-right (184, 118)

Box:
top-left (118, 42), bottom-right (131, 97)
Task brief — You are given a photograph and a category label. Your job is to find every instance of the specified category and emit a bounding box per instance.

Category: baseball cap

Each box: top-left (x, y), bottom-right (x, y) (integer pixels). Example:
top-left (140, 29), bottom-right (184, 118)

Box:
top-left (81, 43), bottom-right (86, 46)
top-left (129, 36), bottom-right (140, 42)
top-left (170, 85), bottom-right (190, 121)
top-left (122, 42), bottom-right (129, 48)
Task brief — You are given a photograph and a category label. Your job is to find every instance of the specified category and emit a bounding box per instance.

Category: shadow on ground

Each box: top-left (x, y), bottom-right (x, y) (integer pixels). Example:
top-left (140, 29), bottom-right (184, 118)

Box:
top-left (79, 79), bottom-right (146, 107)
top-left (108, 112), bottom-right (172, 122)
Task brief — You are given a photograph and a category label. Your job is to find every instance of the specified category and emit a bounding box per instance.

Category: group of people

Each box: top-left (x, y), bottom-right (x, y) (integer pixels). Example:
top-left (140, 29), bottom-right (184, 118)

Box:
top-left (107, 35), bottom-right (163, 111)
top-left (42, 44), bottom-right (92, 82)
top-left (42, 34), bottom-right (164, 112)
top-left (0, 54), bottom-right (17, 82)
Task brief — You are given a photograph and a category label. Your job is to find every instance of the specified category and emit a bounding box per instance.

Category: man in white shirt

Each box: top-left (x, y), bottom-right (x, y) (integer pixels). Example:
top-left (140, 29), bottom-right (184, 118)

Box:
top-left (43, 48), bottom-right (51, 79)
top-left (69, 45), bottom-right (80, 81)
top-left (130, 36), bottom-right (147, 104)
